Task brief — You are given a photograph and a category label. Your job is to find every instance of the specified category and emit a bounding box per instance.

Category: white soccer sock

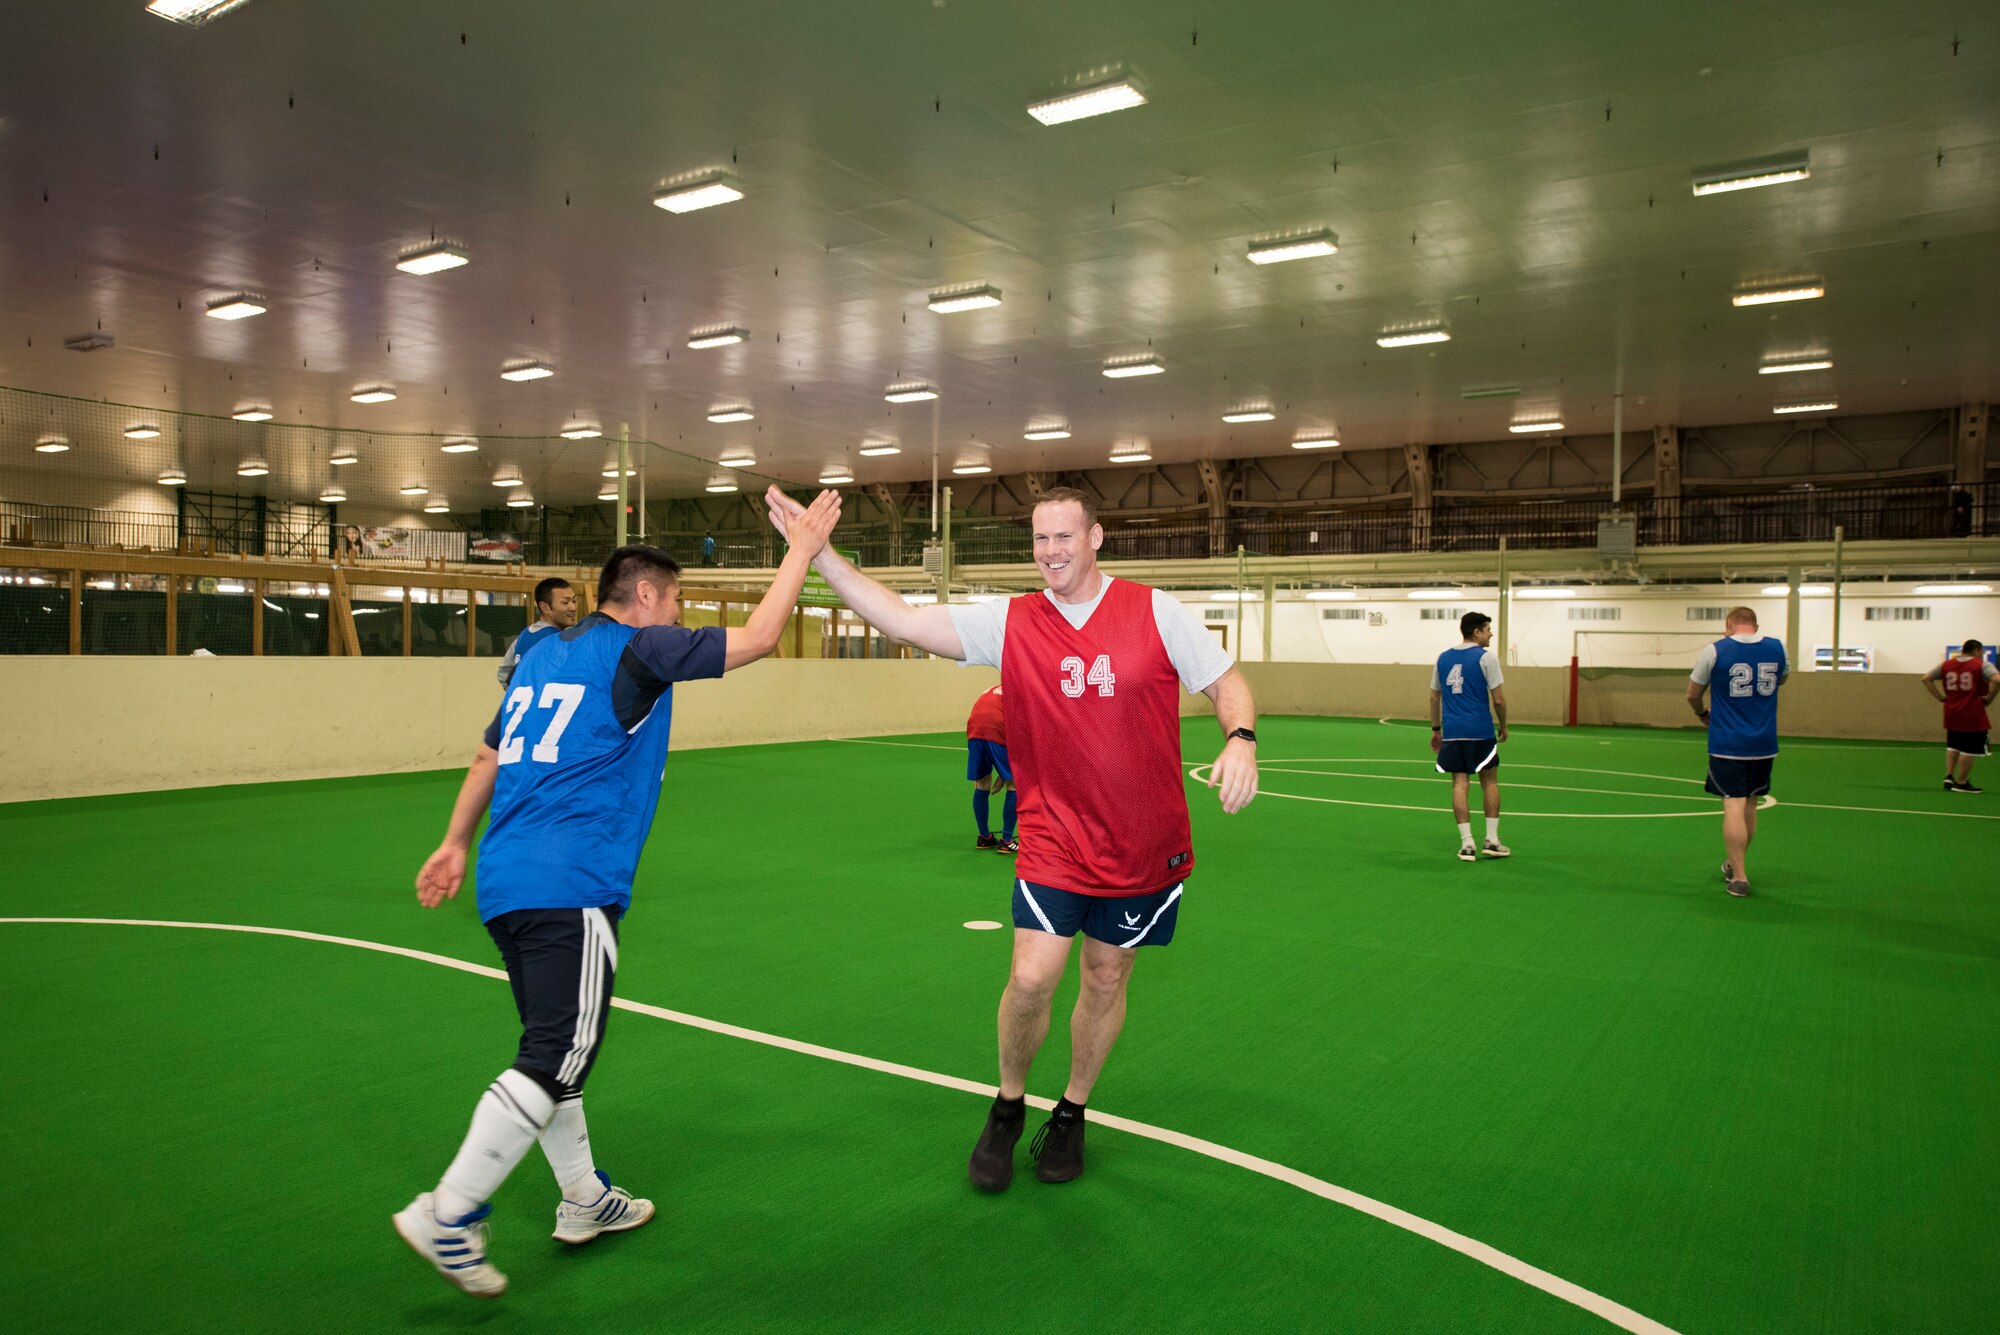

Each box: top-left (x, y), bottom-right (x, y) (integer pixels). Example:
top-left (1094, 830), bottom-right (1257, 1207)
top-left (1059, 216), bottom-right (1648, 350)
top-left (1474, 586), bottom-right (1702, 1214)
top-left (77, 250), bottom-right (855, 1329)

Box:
top-left (541, 1095), bottom-right (602, 1202)
top-left (435, 1069), bottom-right (556, 1222)
top-left (1456, 821), bottom-right (1473, 846)
top-left (1486, 818), bottom-right (1500, 843)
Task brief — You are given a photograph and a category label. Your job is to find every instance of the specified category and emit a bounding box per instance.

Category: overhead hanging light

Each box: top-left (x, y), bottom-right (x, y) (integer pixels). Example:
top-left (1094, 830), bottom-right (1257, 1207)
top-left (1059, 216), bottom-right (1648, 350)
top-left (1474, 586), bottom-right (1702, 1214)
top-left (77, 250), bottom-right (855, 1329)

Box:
top-left (1691, 150), bottom-right (1811, 197)
top-left (146, 1), bottom-right (258, 24)
top-left (1760, 584), bottom-right (1832, 596)
top-left (687, 326), bottom-right (749, 349)
top-left (652, 169), bottom-right (744, 214)
top-left (506, 493), bottom-right (536, 508)
top-left (1292, 431), bottom-right (1340, 450)
top-left (318, 485), bottom-right (346, 503)
top-left (705, 479), bottom-right (740, 493)
top-left (1376, 324), bottom-right (1450, 347)
top-left (440, 436), bottom-right (479, 453)
top-left (423, 497), bottom-right (451, 513)
top-left (927, 283), bottom-right (1002, 313)
top-left (500, 360), bottom-right (555, 381)
top-left (1407, 588), bottom-right (1466, 599)
top-left (1913, 584), bottom-right (1992, 595)
top-left (492, 471), bottom-right (525, 488)
top-left (329, 447), bottom-right (360, 466)
top-left (394, 240), bottom-right (470, 275)
top-left (819, 469), bottom-right (855, 485)
top-left (398, 484), bottom-right (429, 496)
top-left (1461, 385), bottom-right (1522, 400)
top-left (559, 423), bottom-right (603, 439)
top-left (598, 487), bottom-right (622, 502)
top-left (1027, 75), bottom-right (1147, 126)
top-left (1024, 419), bottom-right (1071, 441)
top-left (350, 384), bottom-right (397, 404)
top-left (601, 465), bottom-right (637, 478)
top-left (706, 405), bottom-right (755, 424)
top-left (33, 434), bottom-right (70, 453)
top-left (1305, 590), bottom-right (1357, 601)
top-left (1109, 442), bottom-right (1152, 463)
top-left (1509, 419), bottom-right (1565, 433)
top-left (1102, 354), bottom-right (1163, 378)
top-left (237, 460), bottom-right (269, 477)
top-left (158, 468), bottom-right (189, 486)
top-left (858, 440), bottom-right (902, 457)
top-left (951, 463), bottom-right (992, 475)
top-left (205, 293), bottom-right (267, 320)
top-left (1246, 230), bottom-right (1338, 265)
top-left (1222, 405), bottom-right (1276, 423)
top-left (1759, 357), bottom-right (1833, 375)
top-left (1773, 401), bottom-right (1838, 415)
top-left (1732, 282), bottom-right (1824, 307)
top-left (717, 453), bottom-right (757, 469)
top-left (124, 424), bottom-right (162, 439)
top-left (231, 404), bottom-right (274, 422)
top-left (884, 382), bottom-right (939, 403)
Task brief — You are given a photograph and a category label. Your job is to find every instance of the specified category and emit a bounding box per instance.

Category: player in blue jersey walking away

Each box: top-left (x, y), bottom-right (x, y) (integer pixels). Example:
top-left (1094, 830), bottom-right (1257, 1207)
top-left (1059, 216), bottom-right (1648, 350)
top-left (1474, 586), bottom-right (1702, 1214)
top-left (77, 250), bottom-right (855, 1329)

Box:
top-left (1685, 606), bottom-right (1789, 898)
top-left (1429, 611), bottom-right (1510, 861)
top-left (394, 486), bottom-right (842, 1299)
top-left (497, 576), bottom-right (578, 688)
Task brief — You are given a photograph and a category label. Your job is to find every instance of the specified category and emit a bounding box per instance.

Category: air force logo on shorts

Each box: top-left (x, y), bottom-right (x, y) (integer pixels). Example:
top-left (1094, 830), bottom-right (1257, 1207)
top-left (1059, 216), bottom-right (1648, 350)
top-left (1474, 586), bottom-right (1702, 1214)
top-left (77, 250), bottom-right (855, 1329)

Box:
top-left (1011, 878), bottom-right (1183, 948)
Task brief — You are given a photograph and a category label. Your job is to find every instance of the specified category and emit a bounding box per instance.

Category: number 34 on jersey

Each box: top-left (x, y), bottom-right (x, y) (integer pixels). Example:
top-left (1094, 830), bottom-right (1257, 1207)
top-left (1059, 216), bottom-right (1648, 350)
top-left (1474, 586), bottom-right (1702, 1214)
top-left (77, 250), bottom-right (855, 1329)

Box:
top-left (1059, 653), bottom-right (1117, 698)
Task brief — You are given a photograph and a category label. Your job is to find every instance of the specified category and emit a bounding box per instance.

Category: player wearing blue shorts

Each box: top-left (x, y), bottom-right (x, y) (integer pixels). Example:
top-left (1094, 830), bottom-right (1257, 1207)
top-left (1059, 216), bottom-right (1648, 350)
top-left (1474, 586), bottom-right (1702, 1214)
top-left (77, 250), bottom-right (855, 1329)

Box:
top-left (1686, 606), bottom-right (1789, 898)
top-left (394, 487), bottom-right (841, 1299)
top-left (965, 684), bottom-right (1016, 852)
top-left (1430, 611), bottom-right (1511, 861)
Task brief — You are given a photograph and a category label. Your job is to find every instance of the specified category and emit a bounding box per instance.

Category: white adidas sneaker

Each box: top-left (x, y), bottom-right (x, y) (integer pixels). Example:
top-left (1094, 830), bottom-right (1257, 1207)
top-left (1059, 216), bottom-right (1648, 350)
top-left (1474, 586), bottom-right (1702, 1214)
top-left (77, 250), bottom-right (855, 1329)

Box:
top-left (392, 1192), bottom-right (506, 1298)
top-left (552, 1170), bottom-right (656, 1245)
top-left (1482, 841), bottom-right (1512, 858)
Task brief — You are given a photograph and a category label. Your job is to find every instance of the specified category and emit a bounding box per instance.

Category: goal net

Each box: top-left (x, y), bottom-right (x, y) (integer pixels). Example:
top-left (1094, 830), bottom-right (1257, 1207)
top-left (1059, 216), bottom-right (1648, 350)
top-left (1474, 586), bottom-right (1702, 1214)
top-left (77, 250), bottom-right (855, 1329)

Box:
top-left (1570, 630), bottom-right (1719, 728)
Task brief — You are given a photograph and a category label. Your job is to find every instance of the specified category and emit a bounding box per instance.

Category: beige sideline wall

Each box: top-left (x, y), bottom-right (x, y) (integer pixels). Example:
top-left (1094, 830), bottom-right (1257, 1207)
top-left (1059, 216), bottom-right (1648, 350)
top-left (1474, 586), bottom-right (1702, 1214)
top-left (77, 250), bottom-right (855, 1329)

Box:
top-left (0, 655), bottom-right (1949, 804)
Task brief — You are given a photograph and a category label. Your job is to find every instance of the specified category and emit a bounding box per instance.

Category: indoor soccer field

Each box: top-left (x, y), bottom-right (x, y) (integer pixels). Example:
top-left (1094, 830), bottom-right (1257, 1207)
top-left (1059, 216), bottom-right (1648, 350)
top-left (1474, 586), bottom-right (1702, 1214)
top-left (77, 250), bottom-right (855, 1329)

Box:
top-left (3, 714), bottom-right (1994, 1334)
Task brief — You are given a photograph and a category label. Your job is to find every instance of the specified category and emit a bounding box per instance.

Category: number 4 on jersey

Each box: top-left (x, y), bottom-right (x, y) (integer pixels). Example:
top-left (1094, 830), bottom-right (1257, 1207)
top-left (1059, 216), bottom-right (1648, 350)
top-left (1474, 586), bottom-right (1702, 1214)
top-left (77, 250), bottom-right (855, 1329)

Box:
top-left (1060, 653), bottom-right (1116, 698)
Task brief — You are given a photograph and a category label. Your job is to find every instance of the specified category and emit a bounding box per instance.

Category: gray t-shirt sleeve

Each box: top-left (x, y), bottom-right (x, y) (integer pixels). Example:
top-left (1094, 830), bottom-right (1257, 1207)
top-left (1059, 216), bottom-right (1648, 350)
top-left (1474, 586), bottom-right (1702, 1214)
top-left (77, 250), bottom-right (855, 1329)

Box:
top-left (946, 600), bottom-right (1007, 669)
top-left (1151, 588), bottom-right (1233, 693)
top-left (1690, 642), bottom-right (1718, 685)
top-left (1923, 664), bottom-right (1943, 682)
top-left (1428, 661), bottom-right (1441, 691)
top-left (1986, 662), bottom-right (2000, 683)
top-left (1481, 649), bottom-right (1504, 688)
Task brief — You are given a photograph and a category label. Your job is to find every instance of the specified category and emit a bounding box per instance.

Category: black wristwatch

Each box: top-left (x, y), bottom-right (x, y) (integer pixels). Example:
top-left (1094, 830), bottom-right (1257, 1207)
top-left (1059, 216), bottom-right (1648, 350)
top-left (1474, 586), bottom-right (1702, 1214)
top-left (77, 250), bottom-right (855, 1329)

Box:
top-left (1227, 727), bottom-right (1257, 744)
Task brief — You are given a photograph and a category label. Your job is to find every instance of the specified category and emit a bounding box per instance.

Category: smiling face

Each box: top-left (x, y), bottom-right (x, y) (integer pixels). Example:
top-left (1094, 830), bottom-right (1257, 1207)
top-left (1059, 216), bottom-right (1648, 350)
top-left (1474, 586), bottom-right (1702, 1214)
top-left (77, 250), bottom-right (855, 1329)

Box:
top-left (539, 585), bottom-right (580, 628)
top-left (1031, 498), bottom-right (1104, 602)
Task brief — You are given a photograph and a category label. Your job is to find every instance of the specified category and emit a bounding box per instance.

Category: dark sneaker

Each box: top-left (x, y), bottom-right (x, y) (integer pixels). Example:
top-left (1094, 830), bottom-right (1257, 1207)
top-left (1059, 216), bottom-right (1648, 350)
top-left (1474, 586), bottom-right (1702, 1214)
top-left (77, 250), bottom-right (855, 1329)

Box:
top-left (1951, 781), bottom-right (1983, 794)
top-left (1721, 861), bottom-right (1734, 885)
top-left (1726, 880), bottom-right (1752, 898)
top-left (998, 836), bottom-right (1019, 854)
top-left (967, 1102), bottom-right (1025, 1192)
top-left (1030, 1115), bottom-right (1085, 1184)
top-left (1944, 778), bottom-right (1960, 792)
top-left (1456, 844), bottom-right (1478, 863)
top-left (974, 834), bottom-right (1002, 851)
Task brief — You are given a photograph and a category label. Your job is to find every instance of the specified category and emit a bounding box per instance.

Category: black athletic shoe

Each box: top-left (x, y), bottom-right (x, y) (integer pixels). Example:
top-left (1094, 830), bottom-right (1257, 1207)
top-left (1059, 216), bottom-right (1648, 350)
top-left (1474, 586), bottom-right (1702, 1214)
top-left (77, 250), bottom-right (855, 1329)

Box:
top-left (1726, 879), bottom-right (1752, 898)
top-left (967, 1102), bottom-right (1025, 1192)
top-left (1944, 778), bottom-right (1959, 792)
top-left (1030, 1115), bottom-right (1085, 1184)
top-left (974, 834), bottom-right (1002, 851)
top-left (998, 835), bottom-right (1019, 854)
top-left (1952, 780), bottom-right (1983, 794)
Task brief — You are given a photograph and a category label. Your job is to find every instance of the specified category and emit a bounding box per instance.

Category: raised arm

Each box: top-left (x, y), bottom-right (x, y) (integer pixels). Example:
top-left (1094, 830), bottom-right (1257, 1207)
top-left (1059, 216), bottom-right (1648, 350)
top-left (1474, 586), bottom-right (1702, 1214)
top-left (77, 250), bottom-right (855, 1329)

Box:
top-left (764, 485), bottom-right (966, 659)
top-left (724, 489), bottom-right (842, 670)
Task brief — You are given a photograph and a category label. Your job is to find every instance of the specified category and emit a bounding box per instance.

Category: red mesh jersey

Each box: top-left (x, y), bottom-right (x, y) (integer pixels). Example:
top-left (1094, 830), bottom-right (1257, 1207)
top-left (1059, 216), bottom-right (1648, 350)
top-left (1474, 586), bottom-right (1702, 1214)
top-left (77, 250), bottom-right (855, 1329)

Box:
top-left (1002, 579), bottom-right (1192, 896)
top-left (1939, 657), bottom-right (1992, 732)
top-left (966, 685), bottom-right (1007, 744)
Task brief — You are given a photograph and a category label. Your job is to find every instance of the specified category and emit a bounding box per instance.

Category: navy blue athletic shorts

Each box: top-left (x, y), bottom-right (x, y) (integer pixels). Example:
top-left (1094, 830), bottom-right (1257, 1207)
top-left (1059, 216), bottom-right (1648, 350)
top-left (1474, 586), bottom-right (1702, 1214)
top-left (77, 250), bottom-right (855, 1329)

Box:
top-left (966, 738), bottom-right (1013, 783)
top-left (1946, 729), bottom-right (1990, 757)
top-left (1704, 756), bottom-right (1774, 799)
top-left (1435, 738), bottom-right (1500, 774)
top-left (486, 905), bottom-right (622, 1098)
top-left (1011, 878), bottom-right (1183, 948)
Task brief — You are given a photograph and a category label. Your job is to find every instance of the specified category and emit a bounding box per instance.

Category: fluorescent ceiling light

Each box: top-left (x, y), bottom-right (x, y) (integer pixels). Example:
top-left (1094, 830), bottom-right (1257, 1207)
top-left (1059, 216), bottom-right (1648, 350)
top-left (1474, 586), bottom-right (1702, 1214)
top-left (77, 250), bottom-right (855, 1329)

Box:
top-left (705, 481), bottom-right (739, 493)
top-left (423, 498), bottom-right (450, 513)
top-left (205, 294), bottom-right (266, 320)
top-left (819, 471), bottom-right (855, 485)
top-left (1377, 326), bottom-right (1450, 347)
top-left (1509, 420), bottom-right (1565, 433)
top-left (951, 464), bottom-right (991, 475)
top-left (318, 487), bottom-right (345, 503)
top-left (440, 436), bottom-right (479, 453)
top-left (1759, 358), bottom-right (1833, 375)
top-left (500, 360), bottom-right (554, 381)
top-left (231, 405), bottom-right (273, 422)
top-left (598, 488), bottom-right (621, 502)
top-left (1760, 584), bottom-right (1832, 596)
top-left (506, 494), bottom-right (536, 508)
top-left (1222, 407), bottom-right (1276, 423)
top-left (1102, 354), bottom-right (1163, 378)
top-left (1461, 385), bottom-right (1521, 401)
top-left (1024, 420), bottom-right (1071, 440)
top-left (1514, 588), bottom-right (1577, 599)
top-left (146, 1), bottom-right (257, 24)
top-left (1773, 401), bottom-right (1837, 415)
top-left (350, 385), bottom-right (397, 404)
top-left (491, 473), bottom-right (524, 488)
top-left (1914, 584), bottom-right (1992, 596)
top-left (1027, 76), bottom-right (1147, 126)
top-left (1692, 151), bottom-right (1811, 197)
top-left (1306, 590), bottom-right (1356, 601)
top-left (653, 170), bottom-right (744, 214)
top-left (33, 435), bottom-right (70, 453)
top-left (1408, 589), bottom-right (1465, 599)
top-left (395, 241), bottom-right (469, 275)
top-left (399, 484), bottom-right (429, 496)
top-left (687, 326), bottom-right (749, 349)
top-left (237, 460), bottom-right (269, 477)
top-left (1292, 433), bottom-right (1340, 450)
top-left (706, 406), bottom-right (755, 424)
top-left (718, 454), bottom-right (757, 469)
top-left (601, 466), bottom-right (636, 478)
top-left (858, 440), bottom-right (901, 457)
top-left (1732, 283), bottom-right (1824, 307)
top-left (1109, 448), bottom-right (1152, 464)
top-left (927, 284), bottom-right (1003, 313)
top-left (158, 468), bottom-right (188, 486)
top-left (1246, 230), bottom-right (1338, 265)
top-left (124, 424), bottom-right (162, 439)
top-left (885, 382), bottom-right (939, 403)
top-left (559, 424), bottom-right (604, 439)
top-left (329, 448), bottom-right (360, 466)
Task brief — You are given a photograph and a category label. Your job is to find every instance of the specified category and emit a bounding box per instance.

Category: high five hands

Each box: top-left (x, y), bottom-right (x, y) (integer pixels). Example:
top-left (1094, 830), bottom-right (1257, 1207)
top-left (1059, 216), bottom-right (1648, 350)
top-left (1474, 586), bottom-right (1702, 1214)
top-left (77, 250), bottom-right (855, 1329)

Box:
top-left (770, 487), bottom-right (841, 556)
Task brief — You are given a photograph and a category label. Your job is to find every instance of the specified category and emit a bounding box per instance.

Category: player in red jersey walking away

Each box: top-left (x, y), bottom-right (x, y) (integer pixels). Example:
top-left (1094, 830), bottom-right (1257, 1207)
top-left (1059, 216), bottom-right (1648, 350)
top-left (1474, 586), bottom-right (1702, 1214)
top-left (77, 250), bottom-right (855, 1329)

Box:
top-left (767, 486), bottom-right (1258, 1189)
top-left (1922, 639), bottom-right (1999, 792)
top-left (965, 685), bottom-right (1017, 852)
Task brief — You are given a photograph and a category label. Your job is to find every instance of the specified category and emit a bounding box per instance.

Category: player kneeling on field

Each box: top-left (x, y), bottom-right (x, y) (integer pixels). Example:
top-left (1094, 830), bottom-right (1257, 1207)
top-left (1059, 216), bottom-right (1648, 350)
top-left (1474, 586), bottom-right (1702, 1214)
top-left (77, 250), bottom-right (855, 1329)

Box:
top-left (1430, 611), bottom-right (1510, 861)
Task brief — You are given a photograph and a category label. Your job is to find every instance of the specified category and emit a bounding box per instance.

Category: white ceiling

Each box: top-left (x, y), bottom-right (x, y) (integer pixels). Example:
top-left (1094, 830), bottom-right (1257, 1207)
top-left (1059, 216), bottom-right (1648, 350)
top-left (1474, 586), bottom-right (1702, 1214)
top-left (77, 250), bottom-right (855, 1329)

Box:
top-left (0, 0), bottom-right (1995, 509)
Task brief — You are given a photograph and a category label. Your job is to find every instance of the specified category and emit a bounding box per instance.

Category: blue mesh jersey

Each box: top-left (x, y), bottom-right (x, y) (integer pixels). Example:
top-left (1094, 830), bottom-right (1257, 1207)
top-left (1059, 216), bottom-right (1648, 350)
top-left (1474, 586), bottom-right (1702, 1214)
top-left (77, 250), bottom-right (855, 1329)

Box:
top-left (497, 621), bottom-right (564, 688)
top-left (1692, 633), bottom-right (1789, 759)
top-left (475, 613), bottom-right (726, 921)
top-left (1431, 645), bottom-right (1503, 740)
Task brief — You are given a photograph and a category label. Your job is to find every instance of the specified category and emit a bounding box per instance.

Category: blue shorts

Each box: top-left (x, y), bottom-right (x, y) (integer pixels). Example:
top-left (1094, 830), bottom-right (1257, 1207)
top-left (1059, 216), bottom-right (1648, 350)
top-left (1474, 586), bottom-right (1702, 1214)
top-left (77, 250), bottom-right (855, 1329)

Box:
top-left (1704, 756), bottom-right (1774, 798)
top-left (967, 738), bottom-right (1013, 783)
top-left (1011, 878), bottom-right (1183, 949)
top-left (1435, 739), bottom-right (1500, 774)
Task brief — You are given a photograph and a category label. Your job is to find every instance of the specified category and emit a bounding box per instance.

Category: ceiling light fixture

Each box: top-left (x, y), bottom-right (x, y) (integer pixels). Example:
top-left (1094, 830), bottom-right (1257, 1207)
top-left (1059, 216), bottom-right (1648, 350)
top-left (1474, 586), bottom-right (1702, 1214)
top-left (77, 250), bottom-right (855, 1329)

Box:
top-left (124, 424), bottom-right (162, 439)
top-left (329, 448), bottom-right (360, 466)
top-left (1407, 588), bottom-right (1466, 599)
top-left (951, 463), bottom-right (992, 475)
top-left (598, 487), bottom-right (621, 502)
top-left (653, 169), bottom-right (744, 214)
top-left (1913, 584), bottom-right (1992, 596)
top-left (1027, 75), bottom-right (1147, 126)
top-left (146, 0), bottom-right (257, 24)
top-left (205, 294), bottom-right (267, 320)
top-left (500, 360), bottom-right (555, 381)
top-left (1509, 420), bottom-right (1565, 433)
top-left (1222, 406), bottom-right (1276, 423)
top-left (394, 240), bottom-right (470, 275)
top-left (33, 435), bottom-right (70, 453)
top-left (423, 498), bottom-right (450, 513)
top-left (237, 460), bottom-right (269, 477)
top-left (1732, 282), bottom-right (1824, 307)
top-left (230, 404), bottom-right (274, 422)
top-left (705, 480), bottom-right (739, 493)
top-left (158, 468), bottom-right (189, 486)
top-left (1376, 325), bottom-right (1450, 347)
top-left (1291, 432), bottom-right (1340, 450)
top-left (600, 466), bottom-right (636, 478)
top-left (1109, 444), bottom-right (1152, 463)
top-left (884, 382), bottom-right (939, 403)
top-left (1461, 385), bottom-right (1521, 400)
top-left (819, 470), bottom-right (855, 485)
top-left (398, 484), bottom-right (429, 496)
top-left (506, 493), bottom-right (536, 509)
top-left (1692, 150), bottom-right (1811, 197)
top-left (1761, 584), bottom-right (1832, 596)
top-left (318, 486), bottom-right (345, 504)
top-left (1102, 354), bottom-right (1164, 378)
top-left (1758, 357), bottom-right (1833, 375)
top-left (350, 385), bottom-right (397, 404)
top-left (1246, 230), bottom-right (1338, 265)
top-left (687, 326), bottom-right (749, 349)
top-left (1773, 401), bottom-right (1838, 415)
top-left (927, 283), bottom-right (1003, 313)
top-left (717, 454), bottom-right (757, 469)
top-left (1305, 590), bottom-right (1357, 601)
top-left (706, 406), bottom-right (755, 424)
top-left (440, 436), bottom-right (479, 453)
top-left (858, 440), bottom-right (902, 457)
top-left (491, 472), bottom-right (524, 488)
top-left (559, 423), bottom-right (604, 439)
top-left (1024, 420), bottom-right (1072, 441)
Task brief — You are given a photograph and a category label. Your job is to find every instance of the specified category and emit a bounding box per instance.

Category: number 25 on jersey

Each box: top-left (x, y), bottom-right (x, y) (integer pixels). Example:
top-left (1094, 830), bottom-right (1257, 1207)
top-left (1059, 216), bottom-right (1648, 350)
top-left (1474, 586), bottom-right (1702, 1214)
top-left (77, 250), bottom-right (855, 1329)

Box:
top-left (1059, 654), bottom-right (1116, 698)
top-left (497, 682), bottom-right (587, 764)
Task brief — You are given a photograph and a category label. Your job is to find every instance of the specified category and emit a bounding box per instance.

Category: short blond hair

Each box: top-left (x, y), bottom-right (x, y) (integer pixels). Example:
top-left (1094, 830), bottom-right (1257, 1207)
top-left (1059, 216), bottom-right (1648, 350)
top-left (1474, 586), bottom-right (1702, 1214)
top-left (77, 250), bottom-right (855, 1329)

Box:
top-left (1725, 606), bottom-right (1759, 629)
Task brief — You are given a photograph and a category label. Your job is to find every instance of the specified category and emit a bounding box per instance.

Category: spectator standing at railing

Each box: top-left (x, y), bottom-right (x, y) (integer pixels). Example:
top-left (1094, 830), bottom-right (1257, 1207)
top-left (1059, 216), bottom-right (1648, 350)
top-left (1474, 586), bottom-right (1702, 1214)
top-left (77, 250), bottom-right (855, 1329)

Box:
top-left (1950, 487), bottom-right (1973, 539)
top-left (701, 530), bottom-right (717, 566)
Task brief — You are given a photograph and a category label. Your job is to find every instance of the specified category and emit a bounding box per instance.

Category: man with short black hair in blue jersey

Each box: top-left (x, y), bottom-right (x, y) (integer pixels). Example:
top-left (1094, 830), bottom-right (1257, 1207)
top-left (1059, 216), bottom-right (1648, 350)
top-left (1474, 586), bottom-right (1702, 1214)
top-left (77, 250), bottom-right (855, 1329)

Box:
top-left (393, 486), bottom-right (842, 1299)
top-left (497, 576), bottom-right (577, 688)
top-left (1686, 605), bottom-right (1789, 899)
top-left (1430, 611), bottom-right (1511, 861)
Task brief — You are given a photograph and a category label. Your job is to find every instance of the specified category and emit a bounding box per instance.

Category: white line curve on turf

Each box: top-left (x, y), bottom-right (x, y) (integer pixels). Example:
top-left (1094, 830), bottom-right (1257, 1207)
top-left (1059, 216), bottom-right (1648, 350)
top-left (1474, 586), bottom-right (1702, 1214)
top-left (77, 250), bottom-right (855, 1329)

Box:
top-left (0, 916), bottom-right (1681, 1335)
top-left (1186, 764), bottom-right (1776, 819)
top-left (1372, 717), bottom-right (1942, 752)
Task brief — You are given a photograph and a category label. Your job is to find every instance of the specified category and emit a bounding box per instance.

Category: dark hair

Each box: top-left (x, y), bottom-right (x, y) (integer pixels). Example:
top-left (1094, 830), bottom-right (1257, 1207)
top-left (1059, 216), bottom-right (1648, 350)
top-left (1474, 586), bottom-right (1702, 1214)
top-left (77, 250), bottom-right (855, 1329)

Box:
top-left (1460, 611), bottom-right (1492, 639)
top-left (597, 545), bottom-right (682, 606)
top-left (1964, 639), bottom-right (1985, 654)
top-left (532, 576), bottom-right (571, 611)
top-left (1033, 486), bottom-right (1099, 529)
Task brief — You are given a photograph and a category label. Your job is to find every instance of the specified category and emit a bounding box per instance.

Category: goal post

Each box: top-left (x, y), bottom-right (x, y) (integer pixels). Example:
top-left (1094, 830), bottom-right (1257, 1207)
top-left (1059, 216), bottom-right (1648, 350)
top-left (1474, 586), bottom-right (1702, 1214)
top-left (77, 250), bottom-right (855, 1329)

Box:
top-left (1570, 629), bottom-right (1719, 729)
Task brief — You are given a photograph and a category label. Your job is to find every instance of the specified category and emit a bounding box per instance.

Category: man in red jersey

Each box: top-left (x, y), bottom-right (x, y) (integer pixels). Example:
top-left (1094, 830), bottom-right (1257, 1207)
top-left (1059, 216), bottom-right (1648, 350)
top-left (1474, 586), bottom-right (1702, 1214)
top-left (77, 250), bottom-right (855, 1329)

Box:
top-left (965, 684), bottom-right (1017, 852)
top-left (767, 486), bottom-right (1257, 1189)
top-left (1922, 639), bottom-right (1999, 792)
